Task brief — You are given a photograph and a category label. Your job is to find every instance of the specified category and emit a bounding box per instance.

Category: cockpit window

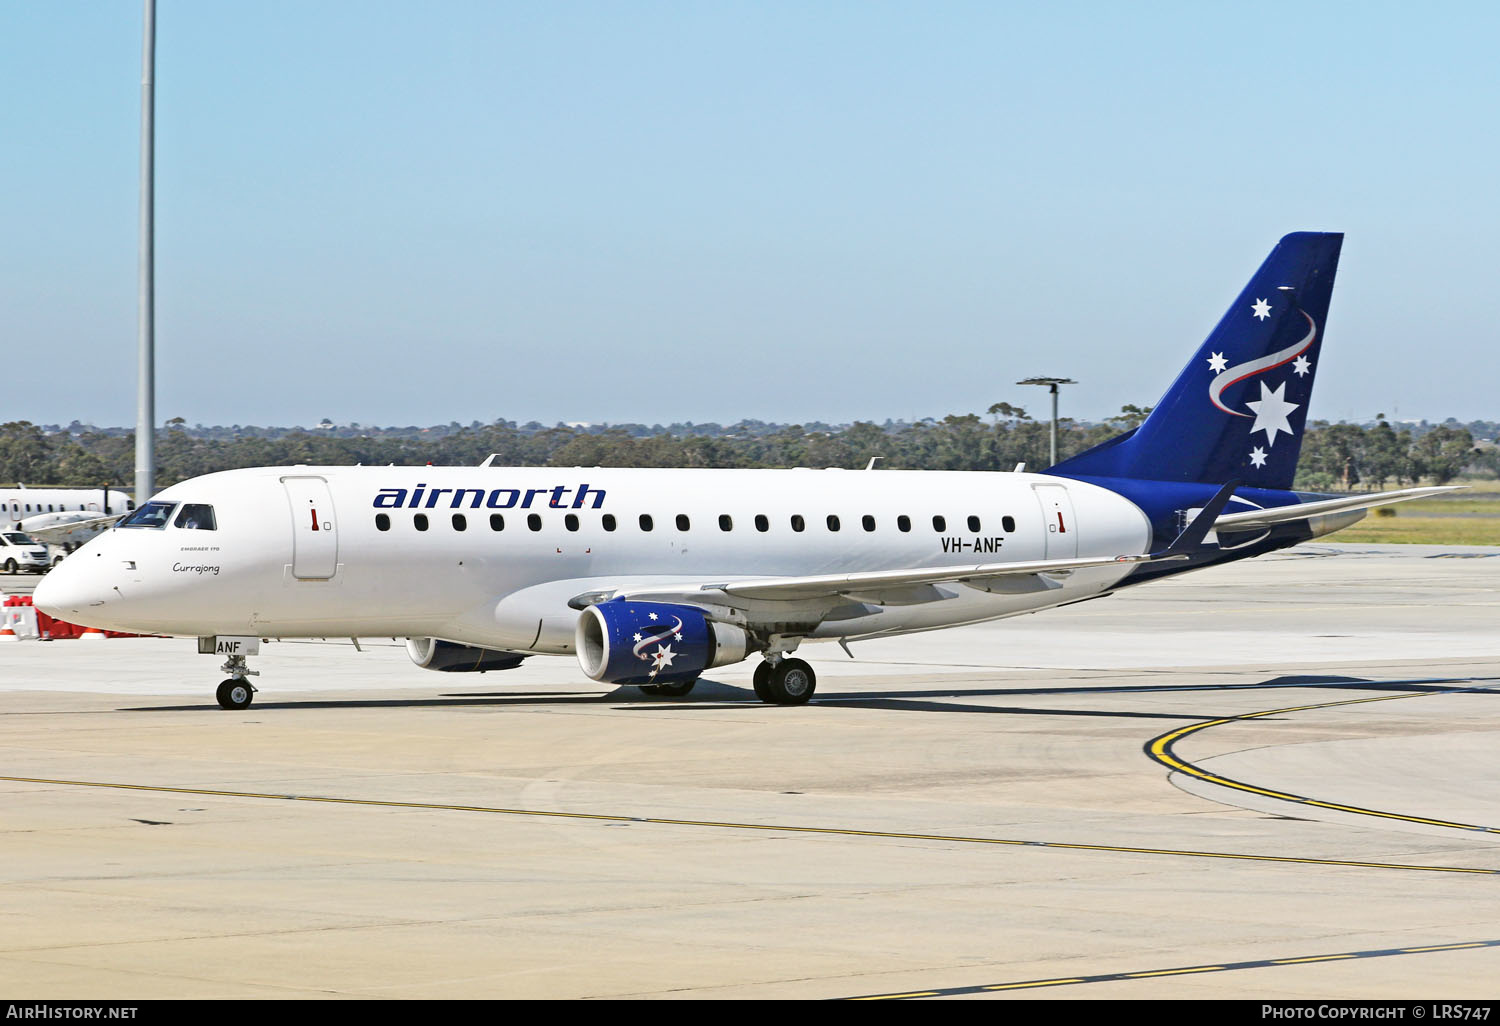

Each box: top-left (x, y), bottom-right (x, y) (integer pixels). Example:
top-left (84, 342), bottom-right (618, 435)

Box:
top-left (119, 500), bottom-right (177, 529)
top-left (173, 504), bottom-right (217, 531)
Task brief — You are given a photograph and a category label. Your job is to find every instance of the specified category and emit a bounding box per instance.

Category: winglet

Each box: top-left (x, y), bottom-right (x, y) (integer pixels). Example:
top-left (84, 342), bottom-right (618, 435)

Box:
top-left (1154, 480), bottom-right (1241, 560)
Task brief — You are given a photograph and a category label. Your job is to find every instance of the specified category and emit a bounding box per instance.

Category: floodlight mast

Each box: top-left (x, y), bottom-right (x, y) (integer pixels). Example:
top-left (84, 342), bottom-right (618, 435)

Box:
top-left (135, 0), bottom-right (156, 507)
top-left (1016, 377), bottom-right (1076, 468)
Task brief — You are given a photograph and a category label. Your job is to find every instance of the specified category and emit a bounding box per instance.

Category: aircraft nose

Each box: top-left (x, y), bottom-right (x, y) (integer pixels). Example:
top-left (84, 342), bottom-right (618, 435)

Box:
top-left (33, 557), bottom-right (104, 621)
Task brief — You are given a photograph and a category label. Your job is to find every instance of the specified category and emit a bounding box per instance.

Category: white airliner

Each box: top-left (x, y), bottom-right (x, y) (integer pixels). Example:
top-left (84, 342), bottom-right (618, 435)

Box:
top-left (2, 486), bottom-right (134, 553)
top-left (35, 233), bottom-right (1455, 709)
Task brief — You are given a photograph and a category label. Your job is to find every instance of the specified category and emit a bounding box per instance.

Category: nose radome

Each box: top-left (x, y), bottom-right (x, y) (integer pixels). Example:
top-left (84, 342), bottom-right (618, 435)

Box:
top-left (33, 557), bottom-right (101, 622)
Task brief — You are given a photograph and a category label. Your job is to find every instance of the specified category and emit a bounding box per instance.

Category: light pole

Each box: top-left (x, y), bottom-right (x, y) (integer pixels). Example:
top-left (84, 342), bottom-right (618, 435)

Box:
top-left (1017, 377), bottom-right (1075, 468)
top-left (135, 0), bottom-right (156, 506)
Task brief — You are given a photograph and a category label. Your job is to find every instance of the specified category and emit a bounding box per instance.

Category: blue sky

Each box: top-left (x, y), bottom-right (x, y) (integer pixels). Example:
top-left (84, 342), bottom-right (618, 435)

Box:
top-left (3, 2), bottom-right (1497, 429)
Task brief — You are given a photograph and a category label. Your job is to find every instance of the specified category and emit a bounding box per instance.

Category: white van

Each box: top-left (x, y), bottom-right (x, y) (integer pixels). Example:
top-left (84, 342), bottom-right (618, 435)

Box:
top-left (0, 531), bottom-right (51, 574)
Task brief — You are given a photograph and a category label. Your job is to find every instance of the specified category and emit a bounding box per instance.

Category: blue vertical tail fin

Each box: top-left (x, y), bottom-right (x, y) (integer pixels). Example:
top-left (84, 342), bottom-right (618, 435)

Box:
top-left (1052, 231), bottom-right (1343, 490)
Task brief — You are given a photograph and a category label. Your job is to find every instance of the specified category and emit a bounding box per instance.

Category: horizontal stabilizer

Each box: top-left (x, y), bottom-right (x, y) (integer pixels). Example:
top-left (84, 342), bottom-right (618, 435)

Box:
top-left (1212, 486), bottom-right (1463, 532)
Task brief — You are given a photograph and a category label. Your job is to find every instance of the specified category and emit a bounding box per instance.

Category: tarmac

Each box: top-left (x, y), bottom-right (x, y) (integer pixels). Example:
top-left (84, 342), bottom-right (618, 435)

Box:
top-left (1, 542), bottom-right (1498, 1000)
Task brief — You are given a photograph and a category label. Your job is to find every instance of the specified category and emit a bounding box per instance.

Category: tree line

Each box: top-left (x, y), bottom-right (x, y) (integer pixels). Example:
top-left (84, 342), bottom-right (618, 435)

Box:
top-left (0, 409), bottom-right (1490, 493)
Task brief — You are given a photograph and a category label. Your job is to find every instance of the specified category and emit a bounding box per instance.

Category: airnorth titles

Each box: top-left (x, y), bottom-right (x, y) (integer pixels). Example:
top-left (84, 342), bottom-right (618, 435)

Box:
top-left (373, 484), bottom-right (605, 511)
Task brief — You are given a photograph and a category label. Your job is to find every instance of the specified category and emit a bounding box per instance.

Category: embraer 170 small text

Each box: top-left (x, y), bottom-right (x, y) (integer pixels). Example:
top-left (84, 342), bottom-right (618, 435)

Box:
top-left (36, 233), bottom-right (1456, 709)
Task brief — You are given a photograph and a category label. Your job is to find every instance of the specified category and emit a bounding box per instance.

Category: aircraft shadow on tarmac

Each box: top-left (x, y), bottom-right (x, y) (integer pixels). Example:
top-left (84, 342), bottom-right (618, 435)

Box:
top-left (116, 673), bottom-right (1496, 716)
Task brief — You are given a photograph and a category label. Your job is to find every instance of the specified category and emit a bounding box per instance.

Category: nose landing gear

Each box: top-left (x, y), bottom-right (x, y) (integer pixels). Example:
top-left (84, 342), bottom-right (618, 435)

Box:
top-left (216, 653), bottom-right (259, 710)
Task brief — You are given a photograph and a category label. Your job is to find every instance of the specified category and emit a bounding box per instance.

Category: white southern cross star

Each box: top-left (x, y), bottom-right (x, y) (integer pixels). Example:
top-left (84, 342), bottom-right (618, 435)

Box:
top-left (1207, 352), bottom-right (1228, 373)
top-left (633, 633), bottom-right (642, 642)
top-left (1246, 380), bottom-right (1299, 446)
top-left (648, 612), bottom-right (658, 621)
top-left (1249, 446), bottom-right (1268, 468)
top-left (1292, 354), bottom-right (1311, 376)
top-left (652, 645), bottom-right (677, 671)
top-left (1252, 298), bottom-right (1271, 320)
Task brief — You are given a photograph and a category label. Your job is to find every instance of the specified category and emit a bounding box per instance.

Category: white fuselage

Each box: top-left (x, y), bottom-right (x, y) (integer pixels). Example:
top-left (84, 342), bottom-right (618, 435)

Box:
top-left (37, 466), bottom-right (1152, 656)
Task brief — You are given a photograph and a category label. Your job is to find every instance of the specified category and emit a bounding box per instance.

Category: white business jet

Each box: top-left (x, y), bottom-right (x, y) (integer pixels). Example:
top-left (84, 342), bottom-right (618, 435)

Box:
top-left (35, 234), bottom-right (1454, 709)
top-left (2, 486), bottom-right (134, 557)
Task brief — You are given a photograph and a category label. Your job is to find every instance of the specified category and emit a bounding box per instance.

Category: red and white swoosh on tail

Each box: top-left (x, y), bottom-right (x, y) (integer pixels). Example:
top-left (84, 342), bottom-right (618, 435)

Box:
top-left (1208, 310), bottom-right (1316, 417)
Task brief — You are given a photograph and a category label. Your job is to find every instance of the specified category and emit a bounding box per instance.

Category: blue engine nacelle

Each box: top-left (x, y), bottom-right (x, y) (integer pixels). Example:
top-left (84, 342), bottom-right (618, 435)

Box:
top-left (575, 600), bottom-right (751, 685)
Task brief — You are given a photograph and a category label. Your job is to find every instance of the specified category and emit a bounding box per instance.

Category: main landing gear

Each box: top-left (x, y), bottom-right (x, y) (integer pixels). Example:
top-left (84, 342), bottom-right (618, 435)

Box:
top-left (216, 653), bottom-right (259, 710)
top-left (640, 679), bottom-right (697, 698)
top-left (752, 657), bottom-right (816, 705)
top-left (632, 653), bottom-right (818, 705)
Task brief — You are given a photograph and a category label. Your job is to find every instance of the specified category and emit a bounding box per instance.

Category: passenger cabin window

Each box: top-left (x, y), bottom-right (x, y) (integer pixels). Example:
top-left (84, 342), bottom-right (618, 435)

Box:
top-left (826, 515), bottom-right (841, 532)
top-left (932, 515), bottom-right (946, 532)
top-left (897, 515), bottom-right (911, 532)
top-left (565, 514), bottom-right (579, 532)
top-left (602, 514), bottom-right (617, 532)
top-left (862, 515), bottom-right (876, 532)
top-left (639, 514), bottom-right (654, 532)
top-left (452, 513), bottom-right (468, 531)
top-left (718, 514), bottom-right (733, 532)
top-left (173, 504), bottom-right (217, 530)
top-left (414, 513), bottom-right (429, 531)
top-left (967, 515), bottom-right (981, 532)
top-left (1002, 515), bottom-right (1016, 532)
top-left (376, 514), bottom-right (391, 532)
top-left (754, 514), bottom-right (769, 532)
top-left (490, 514), bottom-right (505, 531)
top-left (676, 514), bottom-right (691, 531)
top-left (790, 514), bottom-right (805, 533)
top-left (527, 513), bottom-right (542, 531)
top-left (119, 500), bottom-right (176, 529)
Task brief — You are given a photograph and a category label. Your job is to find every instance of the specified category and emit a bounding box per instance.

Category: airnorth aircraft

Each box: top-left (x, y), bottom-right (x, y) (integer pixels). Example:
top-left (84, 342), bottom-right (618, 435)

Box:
top-left (3, 486), bottom-right (134, 553)
top-left (36, 232), bottom-right (1455, 710)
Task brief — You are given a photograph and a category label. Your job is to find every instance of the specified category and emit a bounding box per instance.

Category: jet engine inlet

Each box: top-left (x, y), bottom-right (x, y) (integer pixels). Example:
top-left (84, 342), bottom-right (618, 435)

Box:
top-left (575, 601), bottom-right (749, 684)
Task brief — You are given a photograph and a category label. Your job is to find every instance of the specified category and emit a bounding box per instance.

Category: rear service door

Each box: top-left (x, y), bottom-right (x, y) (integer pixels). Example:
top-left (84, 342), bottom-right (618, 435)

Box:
top-left (1033, 483), bottom-right (1077, 559)
top-left (282, 476), bottom-right (338, 579)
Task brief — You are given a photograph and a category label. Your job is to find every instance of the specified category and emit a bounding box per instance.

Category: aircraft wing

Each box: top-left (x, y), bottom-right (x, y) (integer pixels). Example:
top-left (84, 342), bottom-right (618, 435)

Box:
top-left (583, 551), bottom-right (1156, 608)
top-left (695, 553), bottom-right (1158, 600)
top-left (23, 512), bottom-right (128, 544)
top-left (1212, 486), bottom-right (1462, 532)
top-left (580, 484), bottom-right (1237, 609)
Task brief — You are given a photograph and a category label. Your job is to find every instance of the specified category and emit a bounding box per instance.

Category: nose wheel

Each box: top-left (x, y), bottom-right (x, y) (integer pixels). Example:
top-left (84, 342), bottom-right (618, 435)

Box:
top-left (216, 653), bottom-right (259, 710)
top-left (216, 679), bottom-right (255, 710)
